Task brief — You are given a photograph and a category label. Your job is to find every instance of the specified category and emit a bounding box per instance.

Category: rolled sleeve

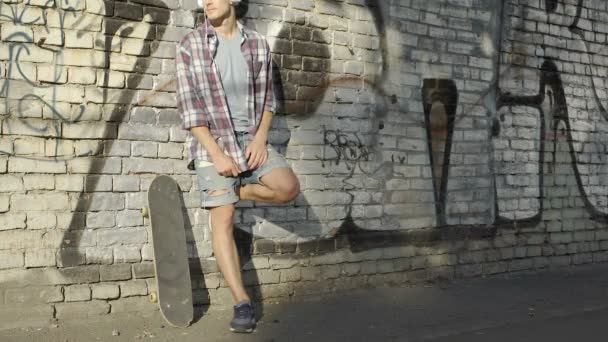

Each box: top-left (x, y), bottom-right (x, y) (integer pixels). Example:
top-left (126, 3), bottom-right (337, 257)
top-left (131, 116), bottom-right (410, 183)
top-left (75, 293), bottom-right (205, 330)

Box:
top-left (263, 41), bottom-right (276, 114)
top-left (176, 41), bottom-right (209, 130)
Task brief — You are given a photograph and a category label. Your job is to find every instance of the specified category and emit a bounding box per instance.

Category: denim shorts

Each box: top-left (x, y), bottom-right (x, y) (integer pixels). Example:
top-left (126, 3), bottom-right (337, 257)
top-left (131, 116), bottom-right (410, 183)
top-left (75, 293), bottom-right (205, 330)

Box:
top-left (195, 132), bottom-right (291, 208)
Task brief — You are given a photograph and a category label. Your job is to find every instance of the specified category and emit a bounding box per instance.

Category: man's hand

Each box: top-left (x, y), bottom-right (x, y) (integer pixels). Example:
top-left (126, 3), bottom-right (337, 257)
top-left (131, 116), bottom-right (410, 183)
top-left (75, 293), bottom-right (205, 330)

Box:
top-left (245, 136), bottom-right (268, 170)
top-left (213, 153), bottom-right (241, 177)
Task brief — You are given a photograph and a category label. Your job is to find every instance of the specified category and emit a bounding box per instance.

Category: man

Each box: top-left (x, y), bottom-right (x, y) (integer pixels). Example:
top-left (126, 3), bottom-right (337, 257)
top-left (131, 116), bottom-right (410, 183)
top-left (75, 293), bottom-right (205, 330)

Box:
top-left (175, 0), bottom-right (300, 333)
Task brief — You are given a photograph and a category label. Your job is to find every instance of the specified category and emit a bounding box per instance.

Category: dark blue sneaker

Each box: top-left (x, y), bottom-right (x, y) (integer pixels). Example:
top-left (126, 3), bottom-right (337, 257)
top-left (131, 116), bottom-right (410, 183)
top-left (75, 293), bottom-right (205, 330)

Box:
top-left (230, 300), bottom-right (256, 333)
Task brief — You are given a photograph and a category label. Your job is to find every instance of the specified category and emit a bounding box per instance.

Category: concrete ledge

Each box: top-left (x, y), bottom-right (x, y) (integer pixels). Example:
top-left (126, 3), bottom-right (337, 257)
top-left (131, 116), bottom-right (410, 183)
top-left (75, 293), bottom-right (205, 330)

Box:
top-left (55, 300), bottom-right (110, 320)
top-left (0, 305), bottom-right (54, 330)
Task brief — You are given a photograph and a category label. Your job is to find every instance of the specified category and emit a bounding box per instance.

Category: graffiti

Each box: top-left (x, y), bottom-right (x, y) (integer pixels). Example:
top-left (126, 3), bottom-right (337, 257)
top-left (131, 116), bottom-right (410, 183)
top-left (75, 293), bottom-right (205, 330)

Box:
top-left (266, 0), bottom-right (391, 120)
top-left (545, 0), bottom-right (558, 13)
top-left (255, 0), bottom-right (403, 238)
top-left (0, 0), bottom-right (512, 258)
top-left (494, 61), bottom-right (551, 225)
top-left (292, 0), bottom-right (497, 233)
top-left (1, 0), bottom-right (606, 266)
top-left (571, 4), bottom-right (608, 123)
top-left (0, 0), bottom-right (92, 159)
top-left (493, 0), bottom-right (608, 226)
top-left (321, 127), bottom-right (373, 169)
top-left (566, 1), bottom-right (608, 221)
top-left (240, 0), bottom-right (608, 253)
top-left (422, 79), bottom-right (459, 227)
top-left (321, 125), bottom-right (407, 185)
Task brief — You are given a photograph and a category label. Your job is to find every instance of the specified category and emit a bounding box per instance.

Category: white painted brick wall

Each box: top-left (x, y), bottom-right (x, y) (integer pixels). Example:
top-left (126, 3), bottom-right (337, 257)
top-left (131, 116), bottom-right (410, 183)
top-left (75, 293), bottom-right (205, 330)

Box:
top-left (1, 0), bottom-right (608, 326)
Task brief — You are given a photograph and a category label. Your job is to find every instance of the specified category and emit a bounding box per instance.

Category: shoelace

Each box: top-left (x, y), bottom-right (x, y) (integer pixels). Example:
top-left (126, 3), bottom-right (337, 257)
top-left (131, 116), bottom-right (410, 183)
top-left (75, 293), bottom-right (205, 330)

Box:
top-left (235, 305), bottom-right (252, 319)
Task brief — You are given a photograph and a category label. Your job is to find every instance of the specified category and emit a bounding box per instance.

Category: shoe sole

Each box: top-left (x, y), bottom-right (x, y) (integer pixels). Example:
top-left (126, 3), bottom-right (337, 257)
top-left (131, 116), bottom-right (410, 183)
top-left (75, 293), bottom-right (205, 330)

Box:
top-left (230, 327), bottom-right (255, 333)
top-left (230, 319), bottom-right (256, 333)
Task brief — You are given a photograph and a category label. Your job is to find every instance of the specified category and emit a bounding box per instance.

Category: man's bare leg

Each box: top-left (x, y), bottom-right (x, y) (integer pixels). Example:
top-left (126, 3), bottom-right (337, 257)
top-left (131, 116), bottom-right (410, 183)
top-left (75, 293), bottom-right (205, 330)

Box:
top-left (209, 201), bottom-right (250, 303)
top-left (239, 168), bottom-right (300, 203)
top-left (208, 168), bottom-right (299, 304)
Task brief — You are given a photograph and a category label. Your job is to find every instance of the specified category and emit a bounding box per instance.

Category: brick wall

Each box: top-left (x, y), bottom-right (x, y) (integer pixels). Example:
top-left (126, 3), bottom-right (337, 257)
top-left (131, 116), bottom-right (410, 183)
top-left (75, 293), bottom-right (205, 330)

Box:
top-left (1, 0), bottom-right (608, 328)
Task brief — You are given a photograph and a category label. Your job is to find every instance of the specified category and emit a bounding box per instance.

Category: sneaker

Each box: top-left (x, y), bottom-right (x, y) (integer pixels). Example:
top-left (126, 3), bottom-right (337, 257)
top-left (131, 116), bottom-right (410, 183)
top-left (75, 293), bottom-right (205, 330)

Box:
top-left (230, 300), bottom-right (256, 333)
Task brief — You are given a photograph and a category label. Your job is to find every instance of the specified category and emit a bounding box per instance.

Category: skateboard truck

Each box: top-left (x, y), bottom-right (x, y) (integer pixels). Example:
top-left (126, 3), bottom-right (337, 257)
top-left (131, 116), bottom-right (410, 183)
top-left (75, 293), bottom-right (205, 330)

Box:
top-left (141, 207), bottom-right (159, 304)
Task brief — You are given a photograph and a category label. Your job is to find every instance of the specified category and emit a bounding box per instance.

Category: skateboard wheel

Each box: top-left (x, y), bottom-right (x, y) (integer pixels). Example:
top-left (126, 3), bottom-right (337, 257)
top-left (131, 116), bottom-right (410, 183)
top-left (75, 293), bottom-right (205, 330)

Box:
top-left (142, 206), bottom-right (149, 218)
top-left (149, 291), bottom-right (158, 303)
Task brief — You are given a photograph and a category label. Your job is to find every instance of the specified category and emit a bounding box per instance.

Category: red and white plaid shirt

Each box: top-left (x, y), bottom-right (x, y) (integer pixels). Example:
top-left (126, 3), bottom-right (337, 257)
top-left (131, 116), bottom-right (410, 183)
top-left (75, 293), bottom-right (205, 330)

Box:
top-left (176, 20), bottom-right (275, 171)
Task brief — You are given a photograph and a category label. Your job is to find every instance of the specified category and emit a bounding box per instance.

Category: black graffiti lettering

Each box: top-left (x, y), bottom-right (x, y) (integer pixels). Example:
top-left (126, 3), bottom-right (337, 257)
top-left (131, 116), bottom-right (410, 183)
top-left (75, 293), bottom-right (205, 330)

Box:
top-left (494, 0), bottom-right (608, 225)
top-left (422, 79), bottom-right (459, 227)
top-left (321, 126), bottom-right (373, 171)
top-left (545, 0), bottom-right (558, 13)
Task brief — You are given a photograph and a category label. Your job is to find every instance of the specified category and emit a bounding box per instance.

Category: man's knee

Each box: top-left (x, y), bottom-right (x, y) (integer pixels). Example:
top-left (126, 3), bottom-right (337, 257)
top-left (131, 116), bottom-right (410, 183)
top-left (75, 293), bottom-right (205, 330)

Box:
top-left (209, 196), bottom-right (236, 234)
top-left (276, 179), bottom-right (300, 203)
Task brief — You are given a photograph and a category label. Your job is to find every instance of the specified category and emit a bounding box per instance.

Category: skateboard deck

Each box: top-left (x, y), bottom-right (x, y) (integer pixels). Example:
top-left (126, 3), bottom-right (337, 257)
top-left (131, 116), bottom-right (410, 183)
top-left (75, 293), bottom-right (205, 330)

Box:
top-left (144, 175), bottom-right (193, 327)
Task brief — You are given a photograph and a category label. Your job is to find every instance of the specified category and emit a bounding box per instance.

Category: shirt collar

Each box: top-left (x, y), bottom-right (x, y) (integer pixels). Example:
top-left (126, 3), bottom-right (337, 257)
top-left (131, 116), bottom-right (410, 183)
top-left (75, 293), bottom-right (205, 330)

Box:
top-left (204, 19), bottom-right (248, 40)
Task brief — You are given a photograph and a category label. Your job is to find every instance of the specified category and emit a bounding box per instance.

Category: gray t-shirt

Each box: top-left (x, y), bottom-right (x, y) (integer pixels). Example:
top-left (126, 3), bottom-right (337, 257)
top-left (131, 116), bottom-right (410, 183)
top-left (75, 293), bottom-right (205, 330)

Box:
top-left (215, 31), bottom-right (249, 132)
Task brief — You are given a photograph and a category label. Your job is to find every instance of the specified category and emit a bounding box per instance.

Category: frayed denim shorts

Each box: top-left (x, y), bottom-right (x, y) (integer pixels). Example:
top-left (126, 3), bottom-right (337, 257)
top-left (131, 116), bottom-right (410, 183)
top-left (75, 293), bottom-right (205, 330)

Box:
top-left (195, 132), bottom-right (290, 208)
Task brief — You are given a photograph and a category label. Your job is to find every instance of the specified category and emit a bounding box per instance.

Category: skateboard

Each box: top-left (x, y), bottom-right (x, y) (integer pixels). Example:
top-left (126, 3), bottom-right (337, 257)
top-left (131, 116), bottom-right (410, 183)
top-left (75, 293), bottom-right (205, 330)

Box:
top-left (142, 175), bottom-right (193, 327)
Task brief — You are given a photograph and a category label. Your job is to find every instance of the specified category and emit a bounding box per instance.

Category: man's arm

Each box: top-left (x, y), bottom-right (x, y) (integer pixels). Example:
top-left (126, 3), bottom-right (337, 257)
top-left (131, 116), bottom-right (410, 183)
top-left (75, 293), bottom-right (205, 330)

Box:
top-left (191, 126), bottom-right (240, 177)
top-left (245, 39), bottom-right (276, 169)
top-left (254, 110), bottom-right (273, 143)
top-left (176, 41), bottom-right (240, 176)
top-left (175, 41), bottom-right (209, 132)
top-left (246, 110), bottom-right (272, 170)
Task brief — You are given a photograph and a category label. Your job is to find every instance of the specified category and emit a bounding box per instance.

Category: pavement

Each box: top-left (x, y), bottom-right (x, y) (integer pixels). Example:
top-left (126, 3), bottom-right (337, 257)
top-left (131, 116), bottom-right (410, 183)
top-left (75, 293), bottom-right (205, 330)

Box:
top-left (2, 263), bottom-right (608, 342)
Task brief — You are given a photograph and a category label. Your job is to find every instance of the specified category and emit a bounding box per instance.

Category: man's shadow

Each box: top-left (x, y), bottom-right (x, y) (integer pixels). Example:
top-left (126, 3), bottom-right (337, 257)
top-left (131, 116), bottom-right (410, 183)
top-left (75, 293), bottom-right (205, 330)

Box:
top-left (178, 188), bottom-right (211, 322)
top-left (180, 184), bottom-right (272, 323)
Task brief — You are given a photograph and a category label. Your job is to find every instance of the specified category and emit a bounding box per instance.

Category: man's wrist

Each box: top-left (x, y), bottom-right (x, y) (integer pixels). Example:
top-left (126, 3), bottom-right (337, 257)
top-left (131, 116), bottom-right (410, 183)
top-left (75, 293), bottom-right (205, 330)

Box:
top-left (254, 131), bottom-right (268, 143)
top-left (209, 147), bottom-right (225, 160)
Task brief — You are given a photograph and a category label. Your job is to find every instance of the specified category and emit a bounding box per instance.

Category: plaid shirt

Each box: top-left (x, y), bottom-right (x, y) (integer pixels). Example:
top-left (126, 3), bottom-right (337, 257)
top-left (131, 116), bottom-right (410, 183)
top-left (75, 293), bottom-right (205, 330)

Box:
top-left (176, 20), bottom-right (275, 171)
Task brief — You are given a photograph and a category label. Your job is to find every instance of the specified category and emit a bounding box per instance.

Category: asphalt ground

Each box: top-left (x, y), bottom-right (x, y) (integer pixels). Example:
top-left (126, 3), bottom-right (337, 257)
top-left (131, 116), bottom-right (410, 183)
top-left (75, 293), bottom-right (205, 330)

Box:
top-left (2, 263), bottom-right (608, 342)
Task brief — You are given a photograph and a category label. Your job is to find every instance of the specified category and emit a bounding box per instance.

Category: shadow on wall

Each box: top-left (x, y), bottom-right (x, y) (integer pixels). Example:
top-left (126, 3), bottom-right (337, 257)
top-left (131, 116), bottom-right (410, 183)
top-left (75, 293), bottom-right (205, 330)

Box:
top-left (242, 0), bottom-right (502, 253)
top-left (272, 0), bottom-right (391, 234)
top-left (54, 0), bottom-right (512, 265)
top-left (39, 0), bottom-right (608, 298)
top-left (0, 0), bottom-right (511, 271)
top-left (53, 0), bottom-right (319, 266)
top-left (55, 0), bottom-right (173, 266)
top-left (247, 0), bottom-right (414, 250)
top-left (207, 0), bottom-right (607, 261)
top-left (0, 0), bottom-right (171, 264)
